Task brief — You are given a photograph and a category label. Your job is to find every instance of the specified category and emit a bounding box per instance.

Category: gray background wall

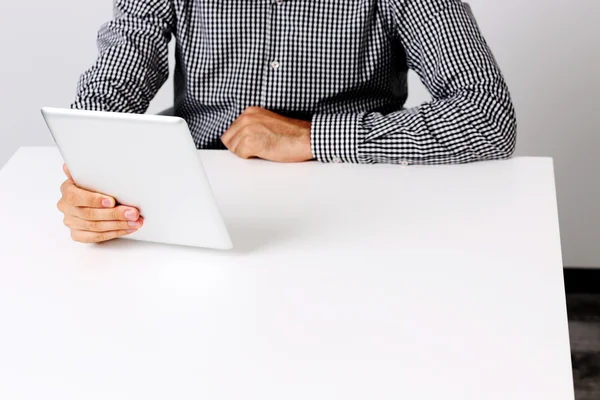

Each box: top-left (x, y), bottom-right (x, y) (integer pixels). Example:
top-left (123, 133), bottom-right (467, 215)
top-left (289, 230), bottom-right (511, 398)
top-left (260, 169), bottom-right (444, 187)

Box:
top-left (0, 0), bottom-right (598, 268)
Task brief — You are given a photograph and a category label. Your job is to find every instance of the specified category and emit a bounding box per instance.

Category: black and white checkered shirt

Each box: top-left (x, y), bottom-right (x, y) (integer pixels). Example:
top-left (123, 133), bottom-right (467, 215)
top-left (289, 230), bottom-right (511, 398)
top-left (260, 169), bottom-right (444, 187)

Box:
top-left (72, 0), bottom-right (517, 164)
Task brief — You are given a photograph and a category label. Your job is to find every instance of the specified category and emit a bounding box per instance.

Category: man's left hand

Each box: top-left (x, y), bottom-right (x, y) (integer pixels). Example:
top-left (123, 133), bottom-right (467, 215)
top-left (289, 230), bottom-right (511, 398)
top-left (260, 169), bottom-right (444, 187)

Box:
top-left (221, 107), bottom-right (314, 162)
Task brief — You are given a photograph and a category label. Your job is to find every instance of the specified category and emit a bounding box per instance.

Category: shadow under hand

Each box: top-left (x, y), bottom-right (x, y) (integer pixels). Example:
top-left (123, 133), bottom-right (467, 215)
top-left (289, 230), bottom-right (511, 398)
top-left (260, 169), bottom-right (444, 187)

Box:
top-left (96, 218), bottom-right (290, 255)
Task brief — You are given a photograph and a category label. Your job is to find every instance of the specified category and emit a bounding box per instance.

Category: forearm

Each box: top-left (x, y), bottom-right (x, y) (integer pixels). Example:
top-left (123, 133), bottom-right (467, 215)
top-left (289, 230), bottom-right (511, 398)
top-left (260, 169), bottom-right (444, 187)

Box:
top-left (363, 78), bottom-right (516, 164)
top-left (311, 78), bottom-right (516, 164)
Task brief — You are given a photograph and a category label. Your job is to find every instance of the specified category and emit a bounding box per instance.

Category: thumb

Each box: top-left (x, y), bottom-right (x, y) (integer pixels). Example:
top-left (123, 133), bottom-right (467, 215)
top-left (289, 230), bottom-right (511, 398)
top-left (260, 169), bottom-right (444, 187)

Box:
top-left (62, 163), bottom-right (73, 181)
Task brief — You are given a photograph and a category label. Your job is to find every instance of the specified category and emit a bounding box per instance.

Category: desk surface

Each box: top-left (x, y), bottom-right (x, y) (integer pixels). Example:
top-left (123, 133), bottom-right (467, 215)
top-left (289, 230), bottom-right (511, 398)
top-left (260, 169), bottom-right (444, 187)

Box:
top-left (0, 147), bottom-right (573, 400)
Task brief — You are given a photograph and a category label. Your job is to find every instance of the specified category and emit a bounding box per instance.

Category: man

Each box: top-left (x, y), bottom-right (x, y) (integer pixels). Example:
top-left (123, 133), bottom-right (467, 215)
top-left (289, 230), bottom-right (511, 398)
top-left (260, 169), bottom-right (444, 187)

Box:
top-left (58, 0), bottom-right (517, 243)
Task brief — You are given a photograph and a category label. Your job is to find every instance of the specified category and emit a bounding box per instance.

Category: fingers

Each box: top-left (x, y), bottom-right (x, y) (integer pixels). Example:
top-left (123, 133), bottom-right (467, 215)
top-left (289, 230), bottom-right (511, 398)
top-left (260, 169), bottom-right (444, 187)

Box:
top-left (60, 179), bottom-right (116, 208)
top-left (64, 215), bottom-right (144, 232)
top-left (226, 125), bottom-right (250, 156)
top-left (57, 196), bottom-right (136, 222)
top-left (221, 117), bottom-right (247, 147)
top-left (67, 204), bottom-right (140, 222)
top-left (59, 203), bottom-right (142, 243)
top-left (222, 107), bottom-right (260, 144)
top-left (58, 165), bottom-right (141, 244)
top-left (223, 124), bottom-right (267, 159)
top-left (70, 229), bottom-right (138, 244)
top-left (230, 131), bottom-right (257, 159)
top-left (62, 163), bottom-right (73, 181)
top-left (221, 106), bottom-right (271, 145)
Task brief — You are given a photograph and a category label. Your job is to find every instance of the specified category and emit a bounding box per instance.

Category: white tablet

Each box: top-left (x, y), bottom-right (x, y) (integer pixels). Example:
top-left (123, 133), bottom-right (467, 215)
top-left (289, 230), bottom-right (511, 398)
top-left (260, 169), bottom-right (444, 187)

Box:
top-left (41, 107), bottom-right (233, 250)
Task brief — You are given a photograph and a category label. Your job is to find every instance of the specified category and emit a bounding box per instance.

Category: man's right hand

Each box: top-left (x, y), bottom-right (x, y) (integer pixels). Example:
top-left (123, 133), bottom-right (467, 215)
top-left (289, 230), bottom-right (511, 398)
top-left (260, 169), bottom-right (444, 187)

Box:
top-left (57, 164), bottom-right (144, 243)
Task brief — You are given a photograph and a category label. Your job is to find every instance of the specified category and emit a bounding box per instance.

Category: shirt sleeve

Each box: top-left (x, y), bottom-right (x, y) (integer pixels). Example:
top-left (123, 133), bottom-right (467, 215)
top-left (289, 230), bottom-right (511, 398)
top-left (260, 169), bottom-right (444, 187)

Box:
top-left (71, 0), bottom-right (174, 113)
top-left (310, 0), bottom-right (517, 164)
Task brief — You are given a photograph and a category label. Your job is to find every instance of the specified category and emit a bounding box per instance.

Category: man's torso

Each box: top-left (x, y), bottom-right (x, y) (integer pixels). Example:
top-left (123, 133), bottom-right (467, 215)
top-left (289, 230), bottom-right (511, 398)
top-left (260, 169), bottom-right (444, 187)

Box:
top-left (172, 0), bottom-right (408, 149)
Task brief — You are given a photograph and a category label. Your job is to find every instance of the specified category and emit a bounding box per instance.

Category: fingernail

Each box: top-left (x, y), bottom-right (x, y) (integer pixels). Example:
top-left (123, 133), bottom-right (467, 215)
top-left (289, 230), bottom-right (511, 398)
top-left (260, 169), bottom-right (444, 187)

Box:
top-left (124, 210), bottom-right (137, 221)
top-left (126, 229), bottom-right (137, 233)
top-left (128, 221), bottom-right (141, 227)
top-left (102, 198), bottom-right (112, 207)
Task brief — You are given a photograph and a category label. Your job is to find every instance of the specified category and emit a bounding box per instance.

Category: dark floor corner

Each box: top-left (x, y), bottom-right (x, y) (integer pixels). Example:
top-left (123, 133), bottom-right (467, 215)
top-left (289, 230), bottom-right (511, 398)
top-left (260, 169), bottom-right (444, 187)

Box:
top-left (564, 269), bottom-right (600, 294)
top-left (564, 268), bottom-right (600, 400)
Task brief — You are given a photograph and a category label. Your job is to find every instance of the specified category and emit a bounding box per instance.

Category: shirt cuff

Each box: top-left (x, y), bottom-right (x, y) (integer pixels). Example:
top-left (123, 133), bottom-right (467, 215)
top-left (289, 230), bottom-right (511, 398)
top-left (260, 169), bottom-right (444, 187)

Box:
top-left (310, 112), bottom-right (366, 163)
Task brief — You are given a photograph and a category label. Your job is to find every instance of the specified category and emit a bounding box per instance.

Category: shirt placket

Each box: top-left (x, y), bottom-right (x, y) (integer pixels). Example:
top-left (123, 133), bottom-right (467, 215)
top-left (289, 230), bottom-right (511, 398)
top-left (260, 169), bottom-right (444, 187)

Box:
top-left (259, 0), bottom-right (284, 107)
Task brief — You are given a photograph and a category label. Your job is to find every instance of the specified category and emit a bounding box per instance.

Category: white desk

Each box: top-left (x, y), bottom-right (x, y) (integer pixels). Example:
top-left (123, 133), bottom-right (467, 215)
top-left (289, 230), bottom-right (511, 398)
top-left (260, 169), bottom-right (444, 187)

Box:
top-left (0, 147), bottom-right (574, 400)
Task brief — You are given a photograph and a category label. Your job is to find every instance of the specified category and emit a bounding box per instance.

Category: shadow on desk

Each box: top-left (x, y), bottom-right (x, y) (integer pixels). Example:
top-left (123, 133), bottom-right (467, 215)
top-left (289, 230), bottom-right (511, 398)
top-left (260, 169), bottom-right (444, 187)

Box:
top-left (95, 218), bottom-right (291, 254)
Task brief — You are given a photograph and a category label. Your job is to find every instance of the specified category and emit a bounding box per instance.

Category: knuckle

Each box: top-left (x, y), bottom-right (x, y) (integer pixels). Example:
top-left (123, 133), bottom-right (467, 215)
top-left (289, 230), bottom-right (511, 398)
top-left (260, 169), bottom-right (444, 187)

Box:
top-left (82, 207), bottom-right (95, 220)
top-left (238, 114), bottom-right (252, 126)
top-left (243, 132), bottom-right (254, 142)
top-left (241, 134), bottom-right (256, 148)
top-left (240, 125), bottom-right (253, 137)
top-left (60, 179), bottom-right (73, 194)
top-left (85, 220), bottom-right (99, 231)
top-left (65, 191), bottom-right (78, 205)
top-left (94, 232), bottom-right (107, 243)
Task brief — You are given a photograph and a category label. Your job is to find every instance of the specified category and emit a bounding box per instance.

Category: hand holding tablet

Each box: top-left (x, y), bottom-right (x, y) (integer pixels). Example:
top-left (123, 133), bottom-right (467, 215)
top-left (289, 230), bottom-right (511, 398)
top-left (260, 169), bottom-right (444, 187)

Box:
top-left (57, 163), bottom-right (144, 243)
top-left (42, 107), bottom-right (233, 250)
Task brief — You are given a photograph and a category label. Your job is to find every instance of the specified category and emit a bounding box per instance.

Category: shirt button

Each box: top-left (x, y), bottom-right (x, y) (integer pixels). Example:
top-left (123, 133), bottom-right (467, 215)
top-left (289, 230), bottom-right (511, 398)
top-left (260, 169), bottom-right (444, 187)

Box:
top-left (401, 160), bottom-right (409, 166)
top-left (332, 157), bottom-right (342, 164)
top-left (275, 0), bottom-right (282, 4)
top-left (271, 61), bottom-right (280, 70)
